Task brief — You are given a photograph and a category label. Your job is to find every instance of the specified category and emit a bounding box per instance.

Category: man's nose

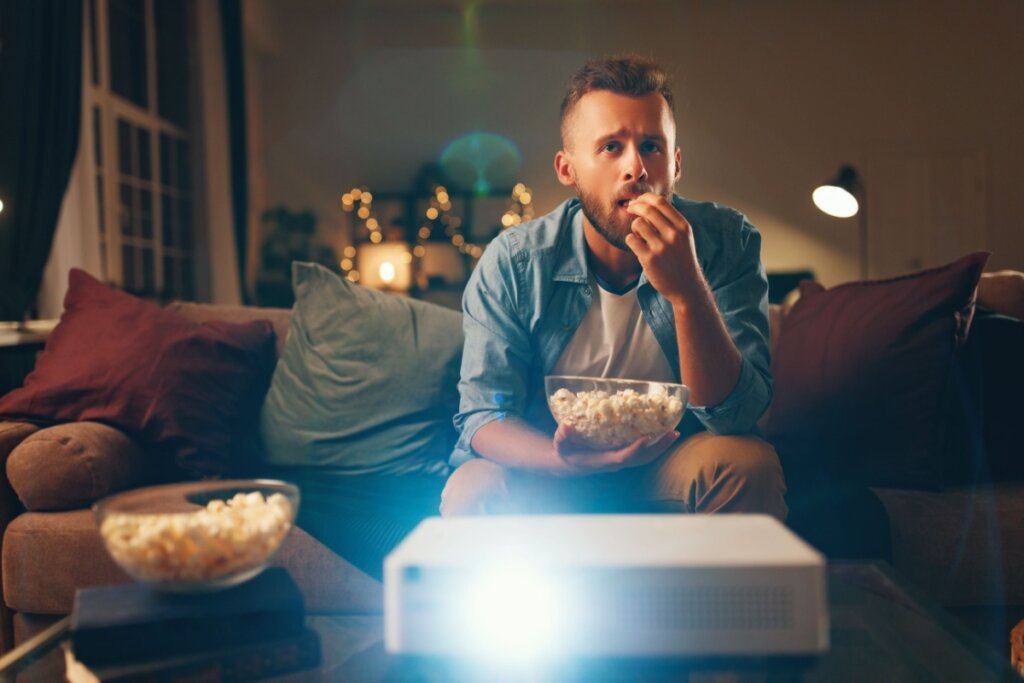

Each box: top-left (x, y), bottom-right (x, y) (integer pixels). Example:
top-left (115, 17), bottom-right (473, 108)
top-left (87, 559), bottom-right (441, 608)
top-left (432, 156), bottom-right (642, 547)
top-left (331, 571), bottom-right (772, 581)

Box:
top-left (622, 146), bottom-right (647, 182)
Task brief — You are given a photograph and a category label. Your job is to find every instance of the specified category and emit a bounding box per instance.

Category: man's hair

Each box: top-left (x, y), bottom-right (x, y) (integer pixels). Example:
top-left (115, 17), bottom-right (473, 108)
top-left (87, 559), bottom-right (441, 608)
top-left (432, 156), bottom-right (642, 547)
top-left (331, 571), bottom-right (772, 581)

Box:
top-left (560, 55), bottom-right (675, 147)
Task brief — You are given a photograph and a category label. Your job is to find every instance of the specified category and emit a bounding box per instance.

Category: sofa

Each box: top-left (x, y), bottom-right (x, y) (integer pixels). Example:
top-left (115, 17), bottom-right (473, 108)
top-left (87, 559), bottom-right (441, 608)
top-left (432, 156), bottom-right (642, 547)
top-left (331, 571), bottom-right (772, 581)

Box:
top-left (0, 259), bottom-right (1021, 653)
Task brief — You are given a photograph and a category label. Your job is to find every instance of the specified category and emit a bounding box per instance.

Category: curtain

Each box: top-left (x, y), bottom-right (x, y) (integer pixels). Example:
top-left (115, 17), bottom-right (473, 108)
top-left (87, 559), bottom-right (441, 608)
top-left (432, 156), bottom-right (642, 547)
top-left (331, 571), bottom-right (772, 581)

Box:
top-left (219, 0), bottom-right (249, 304)
top-left (0, 0), bottom-right (83, 321)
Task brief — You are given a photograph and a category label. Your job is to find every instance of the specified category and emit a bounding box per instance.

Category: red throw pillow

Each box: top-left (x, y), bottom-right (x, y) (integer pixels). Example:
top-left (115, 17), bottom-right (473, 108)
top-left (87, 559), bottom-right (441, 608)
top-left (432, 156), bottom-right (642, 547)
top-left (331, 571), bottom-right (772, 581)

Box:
top-left (0, 269), bottom-right (276, 477)
top-left (764, 252), bottom-right (989, 489)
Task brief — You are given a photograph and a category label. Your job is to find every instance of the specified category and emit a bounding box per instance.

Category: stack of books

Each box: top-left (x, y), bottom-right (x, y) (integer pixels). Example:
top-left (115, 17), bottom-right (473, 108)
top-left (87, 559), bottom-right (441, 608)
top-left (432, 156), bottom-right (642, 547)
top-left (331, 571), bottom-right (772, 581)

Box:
top-left (64, 568), bottom-right (320, 682)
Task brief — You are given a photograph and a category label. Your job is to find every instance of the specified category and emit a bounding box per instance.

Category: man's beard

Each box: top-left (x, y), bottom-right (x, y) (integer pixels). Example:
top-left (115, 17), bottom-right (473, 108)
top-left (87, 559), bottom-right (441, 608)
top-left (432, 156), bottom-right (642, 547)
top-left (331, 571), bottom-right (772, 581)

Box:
top-left (577, 182), bottom-right (661, 252)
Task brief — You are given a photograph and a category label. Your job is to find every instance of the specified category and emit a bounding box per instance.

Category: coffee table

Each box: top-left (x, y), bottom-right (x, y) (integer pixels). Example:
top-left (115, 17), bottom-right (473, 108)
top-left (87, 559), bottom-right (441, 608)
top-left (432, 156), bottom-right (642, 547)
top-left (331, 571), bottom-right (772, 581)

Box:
top-left (1, 562), bottom-right (1019, 682)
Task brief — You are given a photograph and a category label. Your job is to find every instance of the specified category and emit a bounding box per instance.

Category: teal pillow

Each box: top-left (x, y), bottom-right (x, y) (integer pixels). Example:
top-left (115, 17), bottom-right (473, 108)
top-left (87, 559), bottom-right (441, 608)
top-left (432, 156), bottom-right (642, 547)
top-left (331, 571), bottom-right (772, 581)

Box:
top-left (259, 262), bottom-right (462, 475)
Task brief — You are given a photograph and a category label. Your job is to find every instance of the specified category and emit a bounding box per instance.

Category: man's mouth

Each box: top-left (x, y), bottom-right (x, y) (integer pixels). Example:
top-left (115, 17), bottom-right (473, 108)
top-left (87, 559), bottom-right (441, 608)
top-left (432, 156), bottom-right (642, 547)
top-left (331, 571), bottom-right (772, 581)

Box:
top-left (616, 197), bottom-right (636, 208)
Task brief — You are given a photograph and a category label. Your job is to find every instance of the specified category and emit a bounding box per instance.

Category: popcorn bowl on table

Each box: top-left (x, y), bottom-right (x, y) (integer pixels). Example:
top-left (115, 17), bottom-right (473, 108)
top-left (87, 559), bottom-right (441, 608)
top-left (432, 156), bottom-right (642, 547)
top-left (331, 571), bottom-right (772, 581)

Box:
top-left (93, 479), bottom-right (299, 593)
top-left (545, 375), bottom-right (689, 450)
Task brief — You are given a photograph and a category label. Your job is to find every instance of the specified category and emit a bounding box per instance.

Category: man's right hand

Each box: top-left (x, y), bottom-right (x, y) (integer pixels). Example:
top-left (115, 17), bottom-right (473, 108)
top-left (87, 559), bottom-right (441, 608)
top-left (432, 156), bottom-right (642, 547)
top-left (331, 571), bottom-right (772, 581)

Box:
top-left (552, 424), bottom-right (679, 476)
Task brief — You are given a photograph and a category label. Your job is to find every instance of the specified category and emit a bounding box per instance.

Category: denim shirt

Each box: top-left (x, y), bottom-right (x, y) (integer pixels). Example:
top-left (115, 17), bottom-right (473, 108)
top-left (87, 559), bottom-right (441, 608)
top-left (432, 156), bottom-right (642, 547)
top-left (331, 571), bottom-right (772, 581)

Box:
top-left (451, 195), bottom-right (772, 468)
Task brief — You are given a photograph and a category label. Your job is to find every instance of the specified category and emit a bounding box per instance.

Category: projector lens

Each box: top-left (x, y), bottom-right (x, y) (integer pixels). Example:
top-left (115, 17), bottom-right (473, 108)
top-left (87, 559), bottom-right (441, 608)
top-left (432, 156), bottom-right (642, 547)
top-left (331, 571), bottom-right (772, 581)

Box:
top-left (460, 566), bottom-right (561, 660)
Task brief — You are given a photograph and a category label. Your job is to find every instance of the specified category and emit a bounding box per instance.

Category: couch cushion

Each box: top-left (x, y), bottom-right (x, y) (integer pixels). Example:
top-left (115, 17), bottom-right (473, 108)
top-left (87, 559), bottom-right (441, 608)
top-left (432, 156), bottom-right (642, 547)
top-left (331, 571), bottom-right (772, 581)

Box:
top-left (6, 422), bottom-right (172, 511)
top-left (0, 269), bottom-right (278, 477)
top-left (978, 270), bottom-right (1024, 320)
top-left (0, 421), bottom-right (38, 463)
top-left (874, 484), bottom-right (1024, 607)
top-left (259, 262), bottom-right (461, 475)
top-left (1, 509), bottom-right (382, 614)
top-left (764, 252), bottom-right (989, 489)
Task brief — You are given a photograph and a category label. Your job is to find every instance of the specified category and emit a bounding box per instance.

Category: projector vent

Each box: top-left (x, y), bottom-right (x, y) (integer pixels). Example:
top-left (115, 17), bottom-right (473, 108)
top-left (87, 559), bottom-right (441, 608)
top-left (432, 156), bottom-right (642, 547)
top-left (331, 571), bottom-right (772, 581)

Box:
top-left (600, 584), bottom-right (795, 632)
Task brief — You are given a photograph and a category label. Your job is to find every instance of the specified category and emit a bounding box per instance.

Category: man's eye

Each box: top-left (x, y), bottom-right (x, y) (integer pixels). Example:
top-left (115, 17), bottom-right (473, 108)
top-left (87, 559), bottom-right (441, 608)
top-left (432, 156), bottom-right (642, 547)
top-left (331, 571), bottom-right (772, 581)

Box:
top-left (641, 141), bottom-right (662, 154)
top-left (602, 142), bottom-right (621, 153)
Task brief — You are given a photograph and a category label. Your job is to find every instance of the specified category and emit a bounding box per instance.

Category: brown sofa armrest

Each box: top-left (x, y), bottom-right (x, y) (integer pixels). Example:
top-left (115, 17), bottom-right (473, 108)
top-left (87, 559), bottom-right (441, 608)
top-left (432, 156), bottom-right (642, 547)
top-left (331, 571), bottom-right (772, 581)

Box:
top-left (0, 422), bottom-right (38, 521)
top-left (0, 421), bottom-right (40, 651)
top-left (6, 422), bottom-right (178, 512)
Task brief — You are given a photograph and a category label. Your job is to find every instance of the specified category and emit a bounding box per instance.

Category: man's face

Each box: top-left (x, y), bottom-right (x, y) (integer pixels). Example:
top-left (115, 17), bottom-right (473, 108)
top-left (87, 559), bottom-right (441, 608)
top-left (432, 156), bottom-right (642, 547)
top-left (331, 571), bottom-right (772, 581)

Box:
top-left (555, 90), bottom-right (681, 250)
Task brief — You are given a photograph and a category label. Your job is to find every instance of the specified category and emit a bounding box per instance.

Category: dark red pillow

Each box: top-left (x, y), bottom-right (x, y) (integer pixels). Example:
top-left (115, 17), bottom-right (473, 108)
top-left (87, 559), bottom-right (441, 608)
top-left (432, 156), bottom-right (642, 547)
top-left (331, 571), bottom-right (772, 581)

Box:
top-left (764, 252), bottom-right (989, 489)
top-left (0, 269), bottom-right (276, 477)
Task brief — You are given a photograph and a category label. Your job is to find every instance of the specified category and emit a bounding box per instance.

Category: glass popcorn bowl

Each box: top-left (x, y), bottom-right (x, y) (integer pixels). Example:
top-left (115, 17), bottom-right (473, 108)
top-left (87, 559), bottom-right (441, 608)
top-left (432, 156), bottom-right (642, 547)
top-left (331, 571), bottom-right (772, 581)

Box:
top-left (545, 375), bottom-right (690, 450)
top-left (93, 479), bottom-right (300, 594)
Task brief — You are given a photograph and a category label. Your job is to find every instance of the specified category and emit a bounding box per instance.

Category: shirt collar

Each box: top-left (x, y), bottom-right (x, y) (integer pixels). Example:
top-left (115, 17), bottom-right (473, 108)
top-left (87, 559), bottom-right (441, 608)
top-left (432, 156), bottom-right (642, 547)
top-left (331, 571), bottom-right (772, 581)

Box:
top-left (552, 200), bottom-right (589, 284)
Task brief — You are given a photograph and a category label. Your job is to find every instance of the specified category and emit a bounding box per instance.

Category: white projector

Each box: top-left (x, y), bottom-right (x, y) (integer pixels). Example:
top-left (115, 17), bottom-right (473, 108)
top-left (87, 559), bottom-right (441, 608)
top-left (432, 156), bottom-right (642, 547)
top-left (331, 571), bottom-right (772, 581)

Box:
top-left (384, 514), bottom-right (828, 660)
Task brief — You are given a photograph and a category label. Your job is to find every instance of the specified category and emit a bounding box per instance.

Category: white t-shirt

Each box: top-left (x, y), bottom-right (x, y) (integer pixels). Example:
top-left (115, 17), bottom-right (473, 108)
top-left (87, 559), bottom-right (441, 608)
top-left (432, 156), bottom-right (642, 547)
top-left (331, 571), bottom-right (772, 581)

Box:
top-left (551, 277), bottom-right (675, 383)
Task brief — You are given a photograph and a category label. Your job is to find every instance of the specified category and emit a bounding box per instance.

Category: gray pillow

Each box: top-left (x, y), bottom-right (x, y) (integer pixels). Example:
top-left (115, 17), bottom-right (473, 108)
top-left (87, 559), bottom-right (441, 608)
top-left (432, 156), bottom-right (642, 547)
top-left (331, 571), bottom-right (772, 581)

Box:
top-left (259, 262), bottom-right (462, 475)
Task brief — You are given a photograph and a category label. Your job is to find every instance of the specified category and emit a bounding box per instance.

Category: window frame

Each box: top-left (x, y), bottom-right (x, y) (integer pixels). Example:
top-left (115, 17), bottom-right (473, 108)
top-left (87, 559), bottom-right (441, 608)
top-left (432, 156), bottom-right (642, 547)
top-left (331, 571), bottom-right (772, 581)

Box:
top-left (84, 0), bottom-right (202, 300)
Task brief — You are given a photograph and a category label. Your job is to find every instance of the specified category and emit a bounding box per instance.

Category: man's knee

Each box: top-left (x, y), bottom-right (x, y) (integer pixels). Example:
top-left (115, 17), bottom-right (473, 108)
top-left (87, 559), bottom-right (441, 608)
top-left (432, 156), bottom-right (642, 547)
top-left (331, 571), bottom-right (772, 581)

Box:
top-left (709, 435), bottom-right (785, 487)
top-left (654, 432), bottom-right (788, 519)
top-left (439, 458), bottom-right (511, 517)
top-left (660, 432), bottom-right (781, 481)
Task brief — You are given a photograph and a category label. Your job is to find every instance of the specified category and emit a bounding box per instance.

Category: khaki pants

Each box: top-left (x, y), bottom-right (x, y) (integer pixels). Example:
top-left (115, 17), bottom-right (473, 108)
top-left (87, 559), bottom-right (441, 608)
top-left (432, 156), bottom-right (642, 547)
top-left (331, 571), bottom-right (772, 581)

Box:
top-left (439, 431), bottom-right (788, 521)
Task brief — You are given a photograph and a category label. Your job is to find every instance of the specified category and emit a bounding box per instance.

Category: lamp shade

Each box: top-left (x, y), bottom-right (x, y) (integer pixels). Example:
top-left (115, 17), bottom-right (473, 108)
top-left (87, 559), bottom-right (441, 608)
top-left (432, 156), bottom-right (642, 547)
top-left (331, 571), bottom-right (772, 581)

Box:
top-left (813, 165), bottom-right (861, 218)
top-left (357, 241), bottom-right (413, 290)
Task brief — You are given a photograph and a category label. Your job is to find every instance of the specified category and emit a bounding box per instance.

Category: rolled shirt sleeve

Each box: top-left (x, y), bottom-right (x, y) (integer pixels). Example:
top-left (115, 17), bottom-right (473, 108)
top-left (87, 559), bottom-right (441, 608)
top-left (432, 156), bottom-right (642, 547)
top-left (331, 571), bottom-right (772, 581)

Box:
top-left (451, 234), bottom-right (533, 467)
top-left (686, 216), bottom-right (773, 435)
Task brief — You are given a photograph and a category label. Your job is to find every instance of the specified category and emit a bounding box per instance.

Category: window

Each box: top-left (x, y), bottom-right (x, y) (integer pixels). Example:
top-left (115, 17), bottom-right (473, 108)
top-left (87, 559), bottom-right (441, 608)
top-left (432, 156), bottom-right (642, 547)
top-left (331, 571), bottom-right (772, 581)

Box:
top-left (85, 0), bottom-right (197, 300)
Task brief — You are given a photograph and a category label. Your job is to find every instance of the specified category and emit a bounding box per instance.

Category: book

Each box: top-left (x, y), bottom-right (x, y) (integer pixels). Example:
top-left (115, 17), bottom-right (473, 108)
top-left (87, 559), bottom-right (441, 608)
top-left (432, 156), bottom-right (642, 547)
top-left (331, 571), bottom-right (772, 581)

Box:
top-left (71, 567), bottom-right (304, 667)
top-left (64, 627), bottom-right (321, 683)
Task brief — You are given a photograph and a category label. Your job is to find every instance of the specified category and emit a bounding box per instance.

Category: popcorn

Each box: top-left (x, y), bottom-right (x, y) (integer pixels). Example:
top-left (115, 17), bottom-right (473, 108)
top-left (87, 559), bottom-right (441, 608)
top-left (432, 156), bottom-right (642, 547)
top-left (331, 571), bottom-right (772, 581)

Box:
top-left (549, 387), bottom-right (684, 449)
top-left (99, 491), bottom-right (293, 584)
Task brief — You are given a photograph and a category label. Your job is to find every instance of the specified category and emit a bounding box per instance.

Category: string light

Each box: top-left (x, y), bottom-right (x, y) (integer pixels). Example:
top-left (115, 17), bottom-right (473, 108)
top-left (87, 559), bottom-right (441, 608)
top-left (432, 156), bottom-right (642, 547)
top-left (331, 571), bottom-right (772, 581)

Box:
top-left (341, 186), bottom-right (382, 278)
top-left (342, 181), bottom-right (536, 285)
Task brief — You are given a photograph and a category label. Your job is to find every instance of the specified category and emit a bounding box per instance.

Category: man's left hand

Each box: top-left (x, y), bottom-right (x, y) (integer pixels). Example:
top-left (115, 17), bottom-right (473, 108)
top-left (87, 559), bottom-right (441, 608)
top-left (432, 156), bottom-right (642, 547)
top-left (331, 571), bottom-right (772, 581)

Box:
top-left (625, 193), bottom-right (704, 306)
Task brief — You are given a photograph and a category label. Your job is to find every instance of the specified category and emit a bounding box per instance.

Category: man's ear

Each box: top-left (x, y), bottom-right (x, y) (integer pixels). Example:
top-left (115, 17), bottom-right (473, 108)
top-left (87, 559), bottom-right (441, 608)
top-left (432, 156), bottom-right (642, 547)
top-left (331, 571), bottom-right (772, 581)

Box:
top-left (554, 150), bottom-right (576, 188)
top-left (674, 147), bottom-right (682, 182)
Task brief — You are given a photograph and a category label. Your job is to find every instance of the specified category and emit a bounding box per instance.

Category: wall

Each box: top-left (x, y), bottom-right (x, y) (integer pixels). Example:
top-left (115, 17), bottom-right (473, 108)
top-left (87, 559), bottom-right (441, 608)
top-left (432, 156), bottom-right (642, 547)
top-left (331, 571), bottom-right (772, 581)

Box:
top-left (244, 0), bottom-right (1024, 287)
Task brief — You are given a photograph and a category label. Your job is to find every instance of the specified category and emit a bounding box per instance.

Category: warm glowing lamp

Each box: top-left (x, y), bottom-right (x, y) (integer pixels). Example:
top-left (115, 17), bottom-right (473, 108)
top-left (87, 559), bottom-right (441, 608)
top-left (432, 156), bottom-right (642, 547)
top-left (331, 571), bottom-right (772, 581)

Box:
top-left (379, 261), bottom-right (396, 284)
top-left (813, 165), bottom-right (868, 278)
top-left (357, 241), bottom-right (413, 290)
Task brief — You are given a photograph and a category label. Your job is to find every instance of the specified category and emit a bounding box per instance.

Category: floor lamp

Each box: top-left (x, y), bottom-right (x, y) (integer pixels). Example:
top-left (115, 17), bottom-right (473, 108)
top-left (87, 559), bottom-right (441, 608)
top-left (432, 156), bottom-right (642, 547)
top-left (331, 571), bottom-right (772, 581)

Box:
top-left (813, 165), bottom-right (868, 279)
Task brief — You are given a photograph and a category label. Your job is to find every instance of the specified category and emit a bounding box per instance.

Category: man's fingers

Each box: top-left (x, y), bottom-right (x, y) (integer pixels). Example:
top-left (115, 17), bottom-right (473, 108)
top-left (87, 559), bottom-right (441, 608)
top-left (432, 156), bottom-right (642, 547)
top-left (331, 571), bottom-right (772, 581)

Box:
top-left (632, 430), bottom-right (680, 466)
top-left (652, 430), bottom-right (680, 448)
top-left (557, 429), bottom-right (680, 476)
top-left (565, 436), bottom-right (646, 473)
top-left (616, 435), bottom-right (649, 458)
top-left (553, 423), bottom-right (585, 452)
top-left (624, 231), bottom-right (650, 258)
top-left (627, 198), bottom-right (676, 235)
top-left (629, 218), bottom-right (660, 247)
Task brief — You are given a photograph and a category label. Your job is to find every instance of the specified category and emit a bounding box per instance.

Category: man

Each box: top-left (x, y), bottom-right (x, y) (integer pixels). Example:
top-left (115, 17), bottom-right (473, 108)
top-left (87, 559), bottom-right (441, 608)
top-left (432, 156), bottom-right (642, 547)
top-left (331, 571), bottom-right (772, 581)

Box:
top-left (440, 55), bottom-right (786, 519)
